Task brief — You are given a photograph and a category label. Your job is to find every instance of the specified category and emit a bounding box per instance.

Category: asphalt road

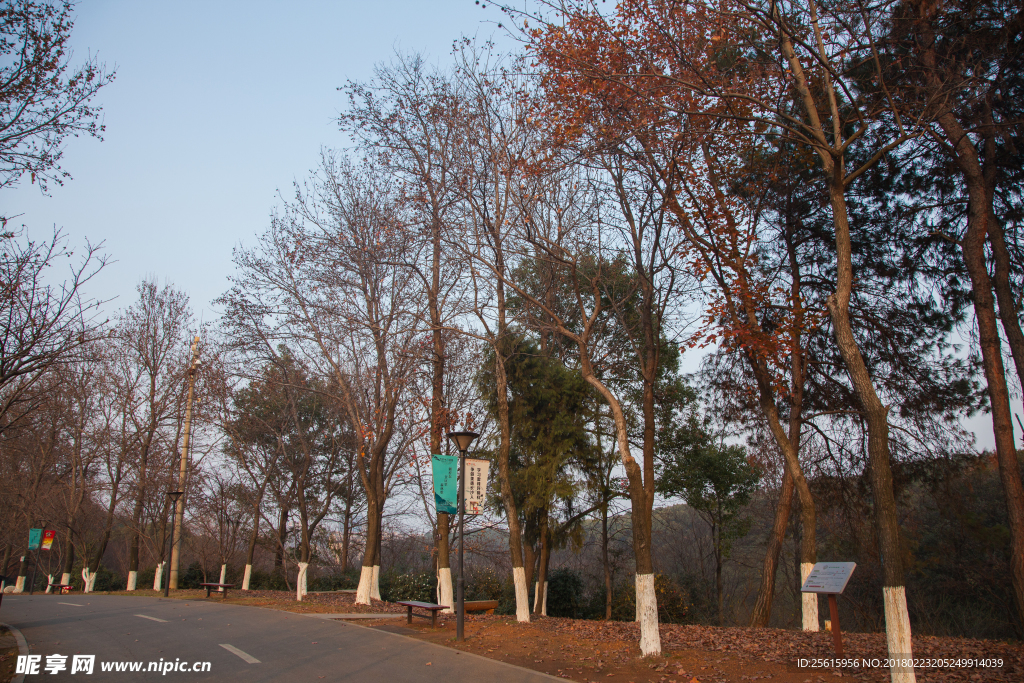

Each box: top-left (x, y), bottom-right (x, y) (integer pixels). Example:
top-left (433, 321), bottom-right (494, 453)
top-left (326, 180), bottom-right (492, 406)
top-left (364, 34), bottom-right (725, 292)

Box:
top-left (0, 594), bottom-right (557, 682)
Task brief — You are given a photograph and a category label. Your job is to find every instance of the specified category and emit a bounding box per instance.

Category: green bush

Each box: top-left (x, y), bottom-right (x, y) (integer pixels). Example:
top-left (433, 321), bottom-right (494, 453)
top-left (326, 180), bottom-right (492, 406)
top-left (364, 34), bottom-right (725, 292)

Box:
top-left (247, 569), bottom-right (289, 591)
top-left (91, 564), bottom-right (125, 592)
top-left (547, 568), bottom-right (585, 618)
top-left (466, 567), bottom-right (505, 601)
top-left (179, 561), bottom-right (206, 589)
top-left (610, 573), bottom-right (690, 624)
top-left (138, 566), bottom-right (157, 589)
top-left (380, 571), bottom-right (434, 603)
top-left (309, 570), bottom-right (359, 591)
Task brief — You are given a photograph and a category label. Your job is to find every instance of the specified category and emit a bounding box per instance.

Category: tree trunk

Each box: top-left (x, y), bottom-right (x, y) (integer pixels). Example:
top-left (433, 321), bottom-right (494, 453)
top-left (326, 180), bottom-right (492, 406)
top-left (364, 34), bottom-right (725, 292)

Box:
top-left (533, 509), bottom-right (550, 617)
top-left (825, 173), bottom-right (913, 681)
top-left (61, 530), bottom-right (75, 585)
top-left (603, 501), bottom-right (612, 621)
top-left (750, 468), bottom-right (794, 626)
top-left (356, 495), bottom-right (379, 605)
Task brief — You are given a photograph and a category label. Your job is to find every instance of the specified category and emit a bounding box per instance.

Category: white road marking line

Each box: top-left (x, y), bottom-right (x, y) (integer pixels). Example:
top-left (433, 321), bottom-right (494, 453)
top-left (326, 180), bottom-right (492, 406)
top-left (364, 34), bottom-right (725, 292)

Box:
top-left (58, 602), bottom-right (84, 606)
top-left (135, 614), bottom-right (168, 622)
top-left (219, 644), bottom-right (260, 664)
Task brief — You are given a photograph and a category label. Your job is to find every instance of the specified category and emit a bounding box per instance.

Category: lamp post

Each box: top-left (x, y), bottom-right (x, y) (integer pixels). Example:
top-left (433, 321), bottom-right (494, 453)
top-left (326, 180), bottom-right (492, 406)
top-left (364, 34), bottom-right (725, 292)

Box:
top-left (164, 491), bottom-right (184, 597)
top-left (446, 430), bottom-right (478, 642)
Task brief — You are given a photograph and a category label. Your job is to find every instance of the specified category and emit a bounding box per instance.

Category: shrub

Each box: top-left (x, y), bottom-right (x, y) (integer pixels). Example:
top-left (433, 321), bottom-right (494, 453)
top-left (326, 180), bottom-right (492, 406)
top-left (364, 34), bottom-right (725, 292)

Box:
top-left (91, 564), bottom-right (125, 592)
top-left (309, 569), bottom-right (359, 591)
top-left (466, 567), bottom-right (505, 601)
top-left (247, 569), bottom-right (289, 591)
top-left (138, 566), bottom-right (157, 589)
top-left (380, 571), bottom-right (434, 603)
top-left (610, 573), bottom-right (690, 624)
top-left (546, 568), bottom-right (585, 618)
top-left (179, 561), bottom-right (206, 589)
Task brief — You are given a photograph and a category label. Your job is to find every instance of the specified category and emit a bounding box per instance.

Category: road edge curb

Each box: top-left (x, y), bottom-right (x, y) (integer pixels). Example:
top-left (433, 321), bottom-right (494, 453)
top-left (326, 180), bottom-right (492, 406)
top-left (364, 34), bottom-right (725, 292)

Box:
top-left (1, 621), bottom-right (29, 683)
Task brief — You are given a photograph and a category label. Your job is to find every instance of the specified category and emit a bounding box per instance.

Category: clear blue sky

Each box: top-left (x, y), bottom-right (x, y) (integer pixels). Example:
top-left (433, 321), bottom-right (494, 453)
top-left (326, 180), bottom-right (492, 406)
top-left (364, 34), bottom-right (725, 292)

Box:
top-left (6, 0), bottom-right (509, 321)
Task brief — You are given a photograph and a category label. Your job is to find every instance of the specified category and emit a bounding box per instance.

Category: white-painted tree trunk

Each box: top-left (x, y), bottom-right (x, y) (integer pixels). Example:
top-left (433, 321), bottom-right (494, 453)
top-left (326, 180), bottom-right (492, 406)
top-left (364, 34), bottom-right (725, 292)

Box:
top-left (532, 581), bottom-right (549, 615)
top-left (218, 564), bottom-right (227, 592)
top-left (512, 567), bottom-right (530, 622)
top-left (438, 567), bottom-right (454, 613)
top-left (883, 586), bottom-right (916, 683)
top-left (87, 572), bottom-right (96, 592)
top-left (61, 572), bottom-right (71, 588)
top-left (80, 568), bottom-right (90, 593)
top-left (355, 565), bottom-right (373, 605)
top-left (14, 576), bottom-right (25, 593)
top-left (296, 562), bottom-right (309, 601)
top-left (542, 582), bottom-right (548, 616)
top-left (635, 573), bottom-right (661, 656)
top-left (370, 565), bottom-right (380, 601)
top-left (127, 570), bottom-right (137, 591)
top-left (801, 562), bottom-right (819, 631)
top-left (242, 564), bottom-right (252, 591)
top-left (45, 574), bottom-right (54, 593)
top-left (152, 563), bottom-right (163, 591)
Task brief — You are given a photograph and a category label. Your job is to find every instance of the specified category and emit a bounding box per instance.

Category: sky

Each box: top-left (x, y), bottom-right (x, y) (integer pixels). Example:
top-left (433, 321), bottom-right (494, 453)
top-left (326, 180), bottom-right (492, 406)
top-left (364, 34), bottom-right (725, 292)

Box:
top-left (5, 0), bottom-right (510, 322)
top-left (4, 0), bottom-right (1015, 452)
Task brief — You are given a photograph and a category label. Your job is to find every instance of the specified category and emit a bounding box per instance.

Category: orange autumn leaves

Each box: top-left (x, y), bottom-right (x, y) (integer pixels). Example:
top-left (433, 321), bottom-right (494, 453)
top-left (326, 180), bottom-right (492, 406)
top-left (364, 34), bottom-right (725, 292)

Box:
top-left (526, 0), bottom-right (820, 396)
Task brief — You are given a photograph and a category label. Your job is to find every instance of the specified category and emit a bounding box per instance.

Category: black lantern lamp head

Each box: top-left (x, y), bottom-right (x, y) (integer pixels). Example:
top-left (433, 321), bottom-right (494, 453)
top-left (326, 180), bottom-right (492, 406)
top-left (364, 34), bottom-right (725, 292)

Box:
top-left (446, 431), bottom-right (479, 453)
top-left (167, 490), bottom-right (184, 503)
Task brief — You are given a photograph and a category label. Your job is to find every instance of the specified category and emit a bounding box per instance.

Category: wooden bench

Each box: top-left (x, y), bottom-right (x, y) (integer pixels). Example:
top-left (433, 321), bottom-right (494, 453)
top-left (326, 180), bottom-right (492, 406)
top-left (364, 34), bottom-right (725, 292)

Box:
top-left (47, 583), bottom-right (73, 594)
top-left (464, 599), bottom-right (499, 615)
top-left (199, 582), bottom-right (235, 598)
top-left (395, 600), bottom-right (448, 627)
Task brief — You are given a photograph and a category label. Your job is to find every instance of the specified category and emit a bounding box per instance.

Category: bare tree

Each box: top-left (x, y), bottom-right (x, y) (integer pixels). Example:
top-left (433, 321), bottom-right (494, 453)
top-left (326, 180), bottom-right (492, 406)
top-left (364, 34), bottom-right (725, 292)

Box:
top-left (0, 0), bottom-right (114, 193)
top-left (0, 229), bottom-right (107, 432)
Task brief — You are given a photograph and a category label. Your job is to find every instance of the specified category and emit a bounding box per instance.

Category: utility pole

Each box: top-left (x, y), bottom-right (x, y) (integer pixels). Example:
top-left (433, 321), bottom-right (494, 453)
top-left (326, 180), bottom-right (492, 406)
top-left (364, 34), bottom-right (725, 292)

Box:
top-left (169, 336), bottom-right (201, 589)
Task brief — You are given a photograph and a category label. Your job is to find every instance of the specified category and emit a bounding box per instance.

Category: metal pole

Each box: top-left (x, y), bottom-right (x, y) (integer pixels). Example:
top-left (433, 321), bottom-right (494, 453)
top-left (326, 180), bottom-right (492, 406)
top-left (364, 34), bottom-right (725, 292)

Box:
top-left (457, 447), bottom-right (466, 642)
top-left (164, 508), bottom-right (176, 598)
top-left (161, 509), bottom-right (173, 594)
top-left (28, 549), bottom-right (36, 595)
top-left (169, 336), bottom-right (200, 589)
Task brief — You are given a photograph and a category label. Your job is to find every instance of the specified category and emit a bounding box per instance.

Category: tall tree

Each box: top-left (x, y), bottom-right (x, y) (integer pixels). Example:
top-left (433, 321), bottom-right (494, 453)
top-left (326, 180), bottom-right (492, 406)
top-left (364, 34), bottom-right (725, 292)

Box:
top-left (341, 54), bottom-right (469, 610)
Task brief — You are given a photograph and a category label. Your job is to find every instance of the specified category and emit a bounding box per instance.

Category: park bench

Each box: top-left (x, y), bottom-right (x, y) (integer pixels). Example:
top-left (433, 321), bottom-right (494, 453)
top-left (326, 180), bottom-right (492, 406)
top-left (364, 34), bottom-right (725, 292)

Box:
top-left (395, 600), bottom-right (448, 627)
top-left (199, 582), bottom-right (235, 598)
top-left (47, 583), bottom-right (73, 594)
top-left (464, 599), bottom-right (499, 614)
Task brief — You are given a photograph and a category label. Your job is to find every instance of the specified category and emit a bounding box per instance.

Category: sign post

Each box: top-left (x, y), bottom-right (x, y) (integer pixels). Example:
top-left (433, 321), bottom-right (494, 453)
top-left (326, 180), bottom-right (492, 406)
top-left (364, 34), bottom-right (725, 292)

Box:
top-left (463, 459), bottom-right (489, 515)
top-left (27, 528), bottom-right (43, 595)
top-left (800, 562), bottom-right (856, 655)
top-left (431, 454), bottom-right (458, 515)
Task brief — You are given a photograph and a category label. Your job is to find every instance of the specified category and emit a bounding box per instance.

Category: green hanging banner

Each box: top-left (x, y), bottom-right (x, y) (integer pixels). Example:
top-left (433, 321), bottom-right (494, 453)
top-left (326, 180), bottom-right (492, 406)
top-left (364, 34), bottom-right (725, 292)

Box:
top-left (28, 528), bottom-right (42, 550)
top-left (431, 454), bottom-right (458, 515)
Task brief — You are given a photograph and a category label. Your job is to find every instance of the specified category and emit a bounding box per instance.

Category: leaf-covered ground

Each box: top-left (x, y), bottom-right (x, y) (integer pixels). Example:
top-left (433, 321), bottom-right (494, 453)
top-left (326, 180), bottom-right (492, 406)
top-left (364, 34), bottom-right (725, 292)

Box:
top-left (89, 590), bottom-right (1022, 682)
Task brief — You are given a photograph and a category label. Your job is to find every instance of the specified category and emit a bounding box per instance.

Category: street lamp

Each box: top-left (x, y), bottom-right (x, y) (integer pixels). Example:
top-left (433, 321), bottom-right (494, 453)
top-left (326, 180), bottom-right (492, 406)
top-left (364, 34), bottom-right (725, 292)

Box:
top-left (446, 430), bottom-right (478, 642)
top-left (164, 491), bottom-right (184, 597)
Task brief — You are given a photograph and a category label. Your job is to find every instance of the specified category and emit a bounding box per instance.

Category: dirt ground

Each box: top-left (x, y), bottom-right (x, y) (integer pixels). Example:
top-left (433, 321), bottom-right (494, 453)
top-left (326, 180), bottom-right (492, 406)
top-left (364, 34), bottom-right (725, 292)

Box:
top-left (0, 626), bottom-right (19, 683)
top-left (59, 590), bottom-right (1024, 683)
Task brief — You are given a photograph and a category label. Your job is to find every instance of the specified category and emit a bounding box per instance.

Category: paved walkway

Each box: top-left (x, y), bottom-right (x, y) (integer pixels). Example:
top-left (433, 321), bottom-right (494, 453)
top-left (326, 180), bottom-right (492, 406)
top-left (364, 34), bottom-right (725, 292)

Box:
top-left (0, 594), bottom-right (556, 682)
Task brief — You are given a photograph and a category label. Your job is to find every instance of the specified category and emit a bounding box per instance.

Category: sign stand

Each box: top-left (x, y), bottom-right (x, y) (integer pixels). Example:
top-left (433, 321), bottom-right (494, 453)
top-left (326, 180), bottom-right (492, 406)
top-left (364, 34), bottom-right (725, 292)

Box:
top-left (800, 562), bottom-right (856, 656)
top-left (827, 594), bottom-right (843, 655)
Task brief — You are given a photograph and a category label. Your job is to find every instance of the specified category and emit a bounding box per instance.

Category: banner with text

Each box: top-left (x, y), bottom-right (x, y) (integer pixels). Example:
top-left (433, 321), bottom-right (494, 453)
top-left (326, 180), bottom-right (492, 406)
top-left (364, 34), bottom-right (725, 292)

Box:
top-left (464, 458), bottom-right (490, 515)
top-left (432, 454), bottom-right (458, 515)
top-left (42, 529), bottom-right (56, 550)
top-left (28, 528), bottom-right (41, 550)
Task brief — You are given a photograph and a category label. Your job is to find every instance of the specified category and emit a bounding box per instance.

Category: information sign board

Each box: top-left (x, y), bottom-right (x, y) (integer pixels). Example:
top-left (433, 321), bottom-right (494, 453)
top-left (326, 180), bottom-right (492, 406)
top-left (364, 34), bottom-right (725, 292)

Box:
top-left (432, 454), bottom-right (458, 515)
top-left (28, 528), bottom-right (42, 550)
top-left (800, 562), bottom-right (856, 594)
top-left (464, 458), bottom-right (489, 515)
top-left (42, 529), bottom-right (56, 550)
